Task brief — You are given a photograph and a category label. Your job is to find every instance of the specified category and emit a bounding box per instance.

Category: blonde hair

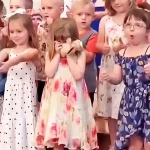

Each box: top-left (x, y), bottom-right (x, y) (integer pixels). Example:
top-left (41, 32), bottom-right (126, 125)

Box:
top-left (47, 18), bottom-right (79, 59)
top-left (105, 0), bottom-right (136, 16)
top-left (71, 0), bottom-right (95, 13)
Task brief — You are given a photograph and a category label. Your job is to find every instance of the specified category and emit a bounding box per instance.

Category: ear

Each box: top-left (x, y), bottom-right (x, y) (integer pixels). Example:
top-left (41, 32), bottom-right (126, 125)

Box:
top-left (26, 9), bottom-right (32, 15)
top-left (60, 6), bottom-right (64, 14)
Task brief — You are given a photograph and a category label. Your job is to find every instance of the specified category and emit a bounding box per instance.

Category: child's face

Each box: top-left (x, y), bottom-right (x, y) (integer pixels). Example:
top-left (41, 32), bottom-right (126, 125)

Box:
top-left (72, 4), bottom-right (94, 31)
top-left (41, 0), bottom-right (63, 21)
top-left (124, 16), bottom-right (147, 45)
top-left (9, 0), bottom-right (25, 13)
top-left (32, 14), bottom-right (42, 26)
top-left (9, 19), bottom-right (29, 46)
top-left (111, 0), bottom-right (130, 13)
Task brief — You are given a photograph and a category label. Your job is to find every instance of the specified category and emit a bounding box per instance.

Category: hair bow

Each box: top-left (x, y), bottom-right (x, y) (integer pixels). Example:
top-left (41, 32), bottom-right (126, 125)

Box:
top-left (3, 8), bottom-right (26, 21)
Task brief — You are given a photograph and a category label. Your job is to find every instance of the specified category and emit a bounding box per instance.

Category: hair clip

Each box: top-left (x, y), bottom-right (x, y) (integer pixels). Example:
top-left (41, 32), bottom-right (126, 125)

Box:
top-left (3, 8), bottom-right (26, 21)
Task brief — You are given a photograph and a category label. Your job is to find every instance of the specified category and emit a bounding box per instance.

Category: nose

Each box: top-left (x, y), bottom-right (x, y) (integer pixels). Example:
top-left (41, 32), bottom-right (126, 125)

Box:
top-left (10, 7), bottom-right (16, 13)
top-left (113, 0), bottom-right (120, 5)
top-left (81, 14), bottom-right (86, 20)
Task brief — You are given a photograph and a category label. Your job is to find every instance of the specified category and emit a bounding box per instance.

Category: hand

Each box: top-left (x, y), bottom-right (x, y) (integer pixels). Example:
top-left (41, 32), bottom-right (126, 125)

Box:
top-left (102, 43), bottom-right (110, 55)
top-left (54, 41), bottom-right (62, 53)
top-left (144, 63), bottom-right (150, 76)
top-left (0, 61), bottom-right (10, 73)
top-left (71, 40), bottom-right (83, 52)
top-left (99, 67), bottom-right (110, 82)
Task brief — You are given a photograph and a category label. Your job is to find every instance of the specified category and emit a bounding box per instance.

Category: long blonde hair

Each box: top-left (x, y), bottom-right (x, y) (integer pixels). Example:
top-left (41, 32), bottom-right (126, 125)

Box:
top-left (47, 18), bottom-right (79, 60)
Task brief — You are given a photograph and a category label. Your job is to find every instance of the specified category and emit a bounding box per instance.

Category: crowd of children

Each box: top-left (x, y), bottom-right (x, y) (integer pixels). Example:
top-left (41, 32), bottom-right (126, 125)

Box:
top-left (0, 0), bottom-right (150, 150)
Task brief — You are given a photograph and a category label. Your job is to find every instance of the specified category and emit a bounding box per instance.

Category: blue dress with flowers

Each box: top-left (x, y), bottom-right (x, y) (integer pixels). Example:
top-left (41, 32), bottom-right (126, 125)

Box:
top-left (115, 46), bottom-right (150, 149)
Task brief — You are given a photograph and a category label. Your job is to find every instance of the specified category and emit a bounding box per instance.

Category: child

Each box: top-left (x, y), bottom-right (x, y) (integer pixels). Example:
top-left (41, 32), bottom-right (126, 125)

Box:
top-left (0, 13), bottom-right (38, 150)
top-left (9, 0), bottom-right (33, 14)
top-left (96, 0), bottom-right (136, 149)
top-left (34, 18), bottom-right (98, 150)
top-left (71, 0), bottom-right (98, 105)
top-left (31, 9), bottom-right (43, 26)
top-left (100, 8), bottom-right (150, 150)
top-left (36, 0), bottom-right (64, 108)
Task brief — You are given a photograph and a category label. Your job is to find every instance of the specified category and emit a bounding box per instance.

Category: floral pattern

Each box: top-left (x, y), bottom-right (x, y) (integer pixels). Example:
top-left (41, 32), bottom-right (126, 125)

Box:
top-left (34, 58), bottom-right (98, 150)
top-left (97, 16), bottom-right (125, 119)
top-left (115, 54), bottom-right (150, 149)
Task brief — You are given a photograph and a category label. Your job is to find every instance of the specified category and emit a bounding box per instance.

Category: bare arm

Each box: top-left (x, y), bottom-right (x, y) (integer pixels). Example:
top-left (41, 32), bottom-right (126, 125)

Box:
top-left (85, 51), bottom-right (95, 63)
top-left (6, 48), bottom-right (38, 67)
top-left (0, 48), bottom-right (10, 62)
top-left (67, 51), bottom-right (86, 81)
top-left (109, 64), bottom-right (122, 85)
top-left (96, 16), bottom-right (110, 54)
top-left (45, 52), bottom-right (60, 78)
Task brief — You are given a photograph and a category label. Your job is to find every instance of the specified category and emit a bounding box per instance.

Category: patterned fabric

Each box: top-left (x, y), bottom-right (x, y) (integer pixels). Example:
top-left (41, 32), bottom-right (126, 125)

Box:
top-left (36, 24), bottom-right (49, 81)
top-left (97, 16), bottom-right (125, 119)
top-left (0, 49), bottom-right (37, 150)
top-left (34, 58), bottom-right (98, 150)
top-left (115, 54), bottom-right (150, 150)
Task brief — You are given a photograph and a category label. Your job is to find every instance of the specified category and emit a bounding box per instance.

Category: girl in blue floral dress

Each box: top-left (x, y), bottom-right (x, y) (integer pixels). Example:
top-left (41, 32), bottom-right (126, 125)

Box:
top-left (100, 8), bottom-right (150, 150)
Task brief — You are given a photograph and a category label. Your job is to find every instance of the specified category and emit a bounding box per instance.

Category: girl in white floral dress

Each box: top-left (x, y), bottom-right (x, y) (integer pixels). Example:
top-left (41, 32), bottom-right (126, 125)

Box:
top-left (34, 18), bottom-right (98, 150)
top-left (96, 0), bottom-right (136, 149)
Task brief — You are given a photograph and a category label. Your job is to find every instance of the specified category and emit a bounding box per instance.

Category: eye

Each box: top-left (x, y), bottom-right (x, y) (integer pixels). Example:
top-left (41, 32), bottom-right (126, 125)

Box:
top-left (42, 7), bottom-right (45, 10)
top-left (9, 30), bottom-right (14, 33)
top-left (9, 6), bottom-right (13, 9)
top-left (77, 13), bottom-right (82, 16)
top-left (48, 7), bottom-right (52, 9)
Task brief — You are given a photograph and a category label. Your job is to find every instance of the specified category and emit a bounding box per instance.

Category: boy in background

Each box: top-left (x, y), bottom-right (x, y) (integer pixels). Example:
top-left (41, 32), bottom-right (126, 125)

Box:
top-left (36, 0), bottom-right (64, 112)
top-left (72, 0), bottom-right (98, 105)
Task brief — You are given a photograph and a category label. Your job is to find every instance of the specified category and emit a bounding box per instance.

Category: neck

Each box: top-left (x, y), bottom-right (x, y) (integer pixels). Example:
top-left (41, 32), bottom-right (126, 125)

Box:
top-left (115, 12), bottom-right (126, 18)
top-left (78, 27), bottom-right (91, 34)
top-left (130, 41), bottom-right (149, 48)
top-left (15, 44), bottom-right (30, 50)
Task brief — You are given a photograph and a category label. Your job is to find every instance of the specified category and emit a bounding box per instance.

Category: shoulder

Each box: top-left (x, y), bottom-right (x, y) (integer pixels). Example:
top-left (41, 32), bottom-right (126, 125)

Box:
top-left (146, 45), bottom-right (150, 55)
top-left (100, 15), bottom-right (110, 23)
top-left (119, 48), bottom-right (126, 56)
top-left (2, 48), bottom-right (11, 53)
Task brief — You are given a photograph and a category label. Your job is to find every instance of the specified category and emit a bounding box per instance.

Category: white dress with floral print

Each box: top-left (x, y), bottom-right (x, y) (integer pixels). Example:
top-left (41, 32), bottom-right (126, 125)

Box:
top-left (34, 58), bottom-right (98, 150)
top-left (97, 16), bottom-right (125, 119)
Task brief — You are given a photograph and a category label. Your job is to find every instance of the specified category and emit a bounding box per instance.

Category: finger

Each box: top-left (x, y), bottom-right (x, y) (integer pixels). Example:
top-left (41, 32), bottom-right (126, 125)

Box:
top-left (66, 38), bottom-right (72, 45)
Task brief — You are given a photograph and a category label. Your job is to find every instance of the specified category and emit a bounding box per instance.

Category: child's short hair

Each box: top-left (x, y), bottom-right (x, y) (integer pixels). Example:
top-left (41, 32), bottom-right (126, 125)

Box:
top-left (72, 0), bottom-right (95, 13)
top-left (105, 0), bottom-right (136, 16)
top-left (124, 8), bottom-right (150, 29)
top-left (24, 0), bottom-right (33, 9)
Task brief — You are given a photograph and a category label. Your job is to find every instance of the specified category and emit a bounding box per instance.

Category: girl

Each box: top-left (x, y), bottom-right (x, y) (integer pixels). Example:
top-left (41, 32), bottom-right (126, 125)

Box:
top-left (100, 8), bottom-right (150, 150)
top-left (96, 0), bottom-right (136, 149)
top-left (34, 18), bottom-right (98, 150)
top-left (0, 13), bottom-right (38, 150)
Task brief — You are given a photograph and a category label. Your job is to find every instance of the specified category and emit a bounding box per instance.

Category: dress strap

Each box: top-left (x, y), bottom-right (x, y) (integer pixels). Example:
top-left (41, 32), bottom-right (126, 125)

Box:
top-left (145, 45), bottom-right (150, 55)
top-left (123, 48), bottom-right (127, 57)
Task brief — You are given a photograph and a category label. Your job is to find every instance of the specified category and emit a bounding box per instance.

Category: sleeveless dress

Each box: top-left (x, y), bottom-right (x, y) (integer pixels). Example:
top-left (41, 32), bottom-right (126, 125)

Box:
top-left (34, 58), bottom-right (98, 150)
top-left (97, 16), bottom-right (125, 119)
top-left (0, 49), bottom-right (38, 150)
top-left (115, 46), bottom-right (150, 149)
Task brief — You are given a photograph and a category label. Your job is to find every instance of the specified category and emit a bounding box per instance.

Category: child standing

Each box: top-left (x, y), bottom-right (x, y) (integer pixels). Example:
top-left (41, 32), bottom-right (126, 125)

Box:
top-left (96, 0), bottom-right (136, 149)
top-left (100, 8), bottom-right (150, 150)
top-left (72, 0), bottom-right (98, 105)
top-left (9, 0), bottom-right (33, 14)
top-left (0, 13), bottom-right (38, 150)
top-left (36, 0), bottom-right (64, 106)
top-left (34, 18), bottom-right (98, 150)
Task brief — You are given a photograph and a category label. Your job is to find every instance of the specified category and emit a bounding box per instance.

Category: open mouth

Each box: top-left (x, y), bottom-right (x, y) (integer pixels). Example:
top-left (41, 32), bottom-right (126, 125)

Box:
top-left (130, 35), bottom-right (134, 39)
